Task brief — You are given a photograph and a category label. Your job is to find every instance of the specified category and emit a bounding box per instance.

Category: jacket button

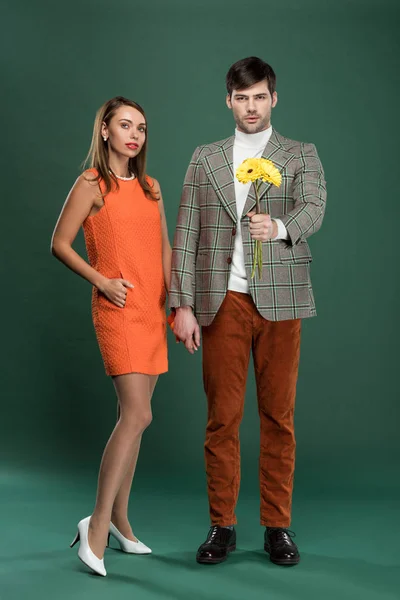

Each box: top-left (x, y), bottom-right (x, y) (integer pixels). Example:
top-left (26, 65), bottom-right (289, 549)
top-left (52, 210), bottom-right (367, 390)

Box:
top-left (232, 227), bottom-right (236, 236)
top-left (227, 257), bottom-right (232, 264)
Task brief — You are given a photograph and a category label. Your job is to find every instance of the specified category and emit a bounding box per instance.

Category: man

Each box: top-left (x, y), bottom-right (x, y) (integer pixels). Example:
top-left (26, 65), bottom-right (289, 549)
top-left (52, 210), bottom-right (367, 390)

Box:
top-left (169, 57), bottom-right (326, 566)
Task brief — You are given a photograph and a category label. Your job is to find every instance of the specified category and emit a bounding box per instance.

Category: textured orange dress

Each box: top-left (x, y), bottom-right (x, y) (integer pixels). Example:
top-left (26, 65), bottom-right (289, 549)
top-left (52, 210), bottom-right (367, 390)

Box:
top-left (82, 169), bottom-right (167, 376)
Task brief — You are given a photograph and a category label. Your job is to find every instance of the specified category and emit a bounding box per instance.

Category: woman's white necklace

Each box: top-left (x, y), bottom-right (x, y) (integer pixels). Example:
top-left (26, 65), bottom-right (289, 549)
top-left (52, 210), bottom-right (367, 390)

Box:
top-left (109, 170), bottom-right (135, 181)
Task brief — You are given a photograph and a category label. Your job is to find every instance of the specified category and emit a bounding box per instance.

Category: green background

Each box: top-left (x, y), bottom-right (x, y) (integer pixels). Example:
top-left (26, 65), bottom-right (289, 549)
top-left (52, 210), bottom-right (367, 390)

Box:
top-left (1, 1), bottom-right (399, 599)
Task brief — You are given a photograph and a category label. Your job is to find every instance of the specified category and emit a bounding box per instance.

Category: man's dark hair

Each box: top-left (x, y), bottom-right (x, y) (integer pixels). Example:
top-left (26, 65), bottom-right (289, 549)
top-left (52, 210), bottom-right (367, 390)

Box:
top-left (226, 57), bottom-right (276, 97)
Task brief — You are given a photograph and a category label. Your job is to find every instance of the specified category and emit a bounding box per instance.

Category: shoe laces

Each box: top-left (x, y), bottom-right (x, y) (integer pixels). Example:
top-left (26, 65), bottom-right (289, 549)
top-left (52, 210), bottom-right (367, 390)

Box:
top-left (208, 526), bottom-right (220, 541)
top-left (207, 525), bottom-right (230, 544)
top-left (268, 528), bottom-right (296, 547)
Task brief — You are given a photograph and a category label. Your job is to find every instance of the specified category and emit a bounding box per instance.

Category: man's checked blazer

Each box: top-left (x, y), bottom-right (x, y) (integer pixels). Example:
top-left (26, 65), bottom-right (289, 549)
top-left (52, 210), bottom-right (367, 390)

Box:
top-left (169, 129), bottom-right (327, 326)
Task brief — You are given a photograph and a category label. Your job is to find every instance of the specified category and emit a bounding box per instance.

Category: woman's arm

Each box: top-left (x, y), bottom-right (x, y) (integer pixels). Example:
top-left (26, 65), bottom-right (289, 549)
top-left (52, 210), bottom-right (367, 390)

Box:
top-left (51, 174), bottom-right (108, 289)
top-left (51, 174), bottom-right (132, 308)
top-left (153, 179), bottom-right (172, 294)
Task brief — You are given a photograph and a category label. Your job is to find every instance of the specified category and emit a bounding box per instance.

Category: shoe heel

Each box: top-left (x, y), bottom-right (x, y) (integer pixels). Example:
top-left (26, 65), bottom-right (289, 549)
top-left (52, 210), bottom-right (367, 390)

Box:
top-left (106, 533), bottom-right (110, 548)
top-left (70, 531), bottom-right (80, 548)
top-left (227, 543), bottom-right (236, 553)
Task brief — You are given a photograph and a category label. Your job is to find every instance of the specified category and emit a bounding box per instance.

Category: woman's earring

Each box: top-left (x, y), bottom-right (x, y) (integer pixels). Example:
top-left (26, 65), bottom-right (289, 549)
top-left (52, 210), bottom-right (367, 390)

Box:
top-left (103, 136), bottom-right (107, 142)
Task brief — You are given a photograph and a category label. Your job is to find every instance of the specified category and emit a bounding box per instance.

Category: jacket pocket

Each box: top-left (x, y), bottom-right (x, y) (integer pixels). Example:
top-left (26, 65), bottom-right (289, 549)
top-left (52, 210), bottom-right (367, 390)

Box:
top-left (279, 241), bottom-right (313, 264)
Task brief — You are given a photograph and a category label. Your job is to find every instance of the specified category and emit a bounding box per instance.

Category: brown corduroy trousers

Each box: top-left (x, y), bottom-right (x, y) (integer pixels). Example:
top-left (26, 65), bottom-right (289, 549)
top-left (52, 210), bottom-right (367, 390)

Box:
top-left (202, 291), bottom-right (302, 527)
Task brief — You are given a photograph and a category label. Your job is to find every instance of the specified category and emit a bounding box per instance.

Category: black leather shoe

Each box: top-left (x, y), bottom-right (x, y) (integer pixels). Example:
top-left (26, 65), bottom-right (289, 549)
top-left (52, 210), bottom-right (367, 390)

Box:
top-left (264, 527), bottom-right (300, 565)
top-left (196, 526), bottom-right (236, 564)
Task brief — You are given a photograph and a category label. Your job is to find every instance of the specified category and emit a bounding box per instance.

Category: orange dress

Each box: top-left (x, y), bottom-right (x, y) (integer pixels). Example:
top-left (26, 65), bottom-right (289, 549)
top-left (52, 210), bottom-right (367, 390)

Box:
top-left (82, 169), bottom-right (167, 376)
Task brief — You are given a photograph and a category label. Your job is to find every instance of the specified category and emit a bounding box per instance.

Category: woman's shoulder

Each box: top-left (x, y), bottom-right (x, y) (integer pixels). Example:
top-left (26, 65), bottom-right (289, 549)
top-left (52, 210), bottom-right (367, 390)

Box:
top-left (145, 174), bottom-right (159, 189)
top-left (83, 167), bottom-right (99, 182)
top-left (70, 169), bottom-right (103, 197)
top-left (80, 168), bottom-right (105, 193)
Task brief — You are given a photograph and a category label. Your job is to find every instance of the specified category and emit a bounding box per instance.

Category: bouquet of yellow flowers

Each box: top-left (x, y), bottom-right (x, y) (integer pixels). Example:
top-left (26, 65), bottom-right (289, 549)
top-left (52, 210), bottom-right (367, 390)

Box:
top-left (236, 158), bottom-right (282, 278)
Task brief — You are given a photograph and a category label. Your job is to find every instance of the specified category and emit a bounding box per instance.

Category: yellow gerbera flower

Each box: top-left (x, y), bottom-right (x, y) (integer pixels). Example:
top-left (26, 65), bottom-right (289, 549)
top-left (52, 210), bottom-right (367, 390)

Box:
top-left (236, 157), bottom-right (282, 187)
top-left (236, 158), bottom-right (264, 184)
top-left (259, 158), bottom-right (282, 187)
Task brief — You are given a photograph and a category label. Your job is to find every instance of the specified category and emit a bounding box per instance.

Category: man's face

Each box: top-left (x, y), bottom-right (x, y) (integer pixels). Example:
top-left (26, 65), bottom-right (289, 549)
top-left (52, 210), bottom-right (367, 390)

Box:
top-left (226, 81), bottom-right (278, 134)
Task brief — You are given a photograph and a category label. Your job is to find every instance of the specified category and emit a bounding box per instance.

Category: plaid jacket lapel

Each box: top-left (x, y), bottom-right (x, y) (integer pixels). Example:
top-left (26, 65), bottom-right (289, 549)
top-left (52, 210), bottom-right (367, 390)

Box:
top-left (242, 129), bottom-right (296, 217)
top-left (202, 136), bottom-right (237, 223)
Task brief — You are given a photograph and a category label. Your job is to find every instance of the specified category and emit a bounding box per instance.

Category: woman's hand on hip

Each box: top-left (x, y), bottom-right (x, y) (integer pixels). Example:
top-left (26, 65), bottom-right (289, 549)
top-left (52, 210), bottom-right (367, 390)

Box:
top-left (99, 278), bottom-right (134, 308)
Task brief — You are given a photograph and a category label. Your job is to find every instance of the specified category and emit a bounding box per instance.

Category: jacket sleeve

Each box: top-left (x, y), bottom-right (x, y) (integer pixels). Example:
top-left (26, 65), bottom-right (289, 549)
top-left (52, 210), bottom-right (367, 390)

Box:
top-left (280, 143), bottom-right (327, 246)
top-left (168, 146), bottom-right (202, 309)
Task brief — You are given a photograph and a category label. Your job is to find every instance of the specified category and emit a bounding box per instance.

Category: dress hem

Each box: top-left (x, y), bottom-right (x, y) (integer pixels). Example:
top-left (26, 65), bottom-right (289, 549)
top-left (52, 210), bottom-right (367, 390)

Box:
top-left (105, 366), bottom-right (168, 377)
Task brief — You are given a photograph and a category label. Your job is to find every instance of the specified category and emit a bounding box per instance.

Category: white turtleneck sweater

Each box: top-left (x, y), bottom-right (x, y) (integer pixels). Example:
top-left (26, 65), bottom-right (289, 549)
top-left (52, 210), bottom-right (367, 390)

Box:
top-left (228, 126), bottom-right (289, 294)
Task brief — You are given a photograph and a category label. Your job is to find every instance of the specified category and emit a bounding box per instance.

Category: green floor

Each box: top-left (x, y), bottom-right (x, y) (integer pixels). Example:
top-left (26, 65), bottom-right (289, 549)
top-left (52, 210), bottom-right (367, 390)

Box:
top-left (1, 466), bottom-right (399, 600)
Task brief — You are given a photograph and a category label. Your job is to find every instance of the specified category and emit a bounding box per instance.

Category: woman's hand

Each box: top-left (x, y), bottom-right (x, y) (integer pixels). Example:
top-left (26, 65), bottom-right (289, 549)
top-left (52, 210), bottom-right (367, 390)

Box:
top-left (99, 278), bottom-right (134, 308)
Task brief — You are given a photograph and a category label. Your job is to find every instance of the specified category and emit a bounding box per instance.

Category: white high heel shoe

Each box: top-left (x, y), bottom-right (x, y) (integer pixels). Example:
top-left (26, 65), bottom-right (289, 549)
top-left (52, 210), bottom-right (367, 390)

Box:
top-left (70, 516), bottom-right (107, 576)
top-left (108, 522), bottom-right (152, 554)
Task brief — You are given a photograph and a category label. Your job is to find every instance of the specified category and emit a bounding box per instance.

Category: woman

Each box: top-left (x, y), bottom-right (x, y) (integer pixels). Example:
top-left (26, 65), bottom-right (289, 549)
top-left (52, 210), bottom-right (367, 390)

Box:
top-left (51, 96), bottom-right (171, 577)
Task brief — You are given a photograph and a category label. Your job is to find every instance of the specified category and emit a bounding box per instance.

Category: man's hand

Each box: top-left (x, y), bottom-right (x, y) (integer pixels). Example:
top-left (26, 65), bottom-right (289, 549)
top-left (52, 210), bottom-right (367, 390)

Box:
top-left (247, 212), bottom-right (278, 241)
top-left (173, 306), bottom-right (201, 355)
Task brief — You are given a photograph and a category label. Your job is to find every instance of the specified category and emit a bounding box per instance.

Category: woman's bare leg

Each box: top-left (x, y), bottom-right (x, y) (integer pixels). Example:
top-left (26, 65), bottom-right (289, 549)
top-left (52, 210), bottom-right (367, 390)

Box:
top-left (110, 375), bottom-right (158, 541)
top-left (88, 373), bottom-right (154, 558)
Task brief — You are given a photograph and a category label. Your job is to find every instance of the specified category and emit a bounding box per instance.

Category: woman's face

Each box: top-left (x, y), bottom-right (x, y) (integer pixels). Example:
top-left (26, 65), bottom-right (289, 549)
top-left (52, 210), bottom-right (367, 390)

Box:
top-left (102, 105), bottom-right (146, 159)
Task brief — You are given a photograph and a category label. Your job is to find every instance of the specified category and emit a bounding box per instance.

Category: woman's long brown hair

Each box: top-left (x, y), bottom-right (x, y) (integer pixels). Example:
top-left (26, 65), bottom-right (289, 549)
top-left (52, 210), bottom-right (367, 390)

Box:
top-left (82, 96), bottom-right (158, 201)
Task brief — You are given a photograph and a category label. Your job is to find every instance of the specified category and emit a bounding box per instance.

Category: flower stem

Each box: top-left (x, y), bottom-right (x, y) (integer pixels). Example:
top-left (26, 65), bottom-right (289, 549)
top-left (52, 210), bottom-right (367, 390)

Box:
top-left (255, 180), bottom-right (261, 215)
top-left (251, 180), bottom-right (263, 279)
